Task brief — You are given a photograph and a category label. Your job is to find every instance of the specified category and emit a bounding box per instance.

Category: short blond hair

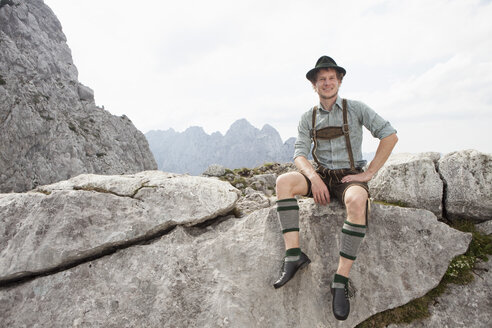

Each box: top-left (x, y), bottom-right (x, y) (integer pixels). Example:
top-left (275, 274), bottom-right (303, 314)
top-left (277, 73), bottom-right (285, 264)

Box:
top-left (309, 68), bottom-right (344, 84)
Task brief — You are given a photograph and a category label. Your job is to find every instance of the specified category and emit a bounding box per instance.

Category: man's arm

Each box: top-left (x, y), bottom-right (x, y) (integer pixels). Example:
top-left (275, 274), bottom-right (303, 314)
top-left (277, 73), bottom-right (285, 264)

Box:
top-left (341, 133), bottom-right (398, 183)
top-left (294, 156), bottom-right (331, 205)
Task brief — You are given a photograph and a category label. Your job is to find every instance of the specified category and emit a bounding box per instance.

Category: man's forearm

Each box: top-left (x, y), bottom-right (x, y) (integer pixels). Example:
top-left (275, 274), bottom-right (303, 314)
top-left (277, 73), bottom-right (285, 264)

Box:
top-left (294, 156), bottom-right (318, 180)
top-left (366, 133), bottom-right (398, 177)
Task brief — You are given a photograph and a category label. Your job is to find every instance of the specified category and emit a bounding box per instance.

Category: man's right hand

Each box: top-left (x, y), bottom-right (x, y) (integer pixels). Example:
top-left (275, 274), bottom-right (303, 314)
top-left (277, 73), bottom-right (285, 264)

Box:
top-left (310, 174), bottom-right (330, 205)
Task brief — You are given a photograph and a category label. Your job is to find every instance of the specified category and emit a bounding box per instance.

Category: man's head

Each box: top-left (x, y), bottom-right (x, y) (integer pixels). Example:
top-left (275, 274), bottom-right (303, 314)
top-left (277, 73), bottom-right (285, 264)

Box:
top-left (306, 56), bottom-right (346, 84)
top-left (312, 68), bottom-right (342, 101)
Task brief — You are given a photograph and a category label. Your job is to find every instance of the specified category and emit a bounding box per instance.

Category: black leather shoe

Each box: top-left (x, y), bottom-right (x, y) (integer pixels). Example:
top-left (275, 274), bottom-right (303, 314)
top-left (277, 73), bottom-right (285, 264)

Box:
top-left (331, 283), bottom-right (350, 320)
top-left (273, 252), bottom-right (311, 289)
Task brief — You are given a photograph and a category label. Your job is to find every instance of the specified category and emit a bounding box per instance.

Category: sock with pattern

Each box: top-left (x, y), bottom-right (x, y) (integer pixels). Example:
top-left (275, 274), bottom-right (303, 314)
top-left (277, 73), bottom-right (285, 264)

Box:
top-left (339, 220), bottom-right (366, 261)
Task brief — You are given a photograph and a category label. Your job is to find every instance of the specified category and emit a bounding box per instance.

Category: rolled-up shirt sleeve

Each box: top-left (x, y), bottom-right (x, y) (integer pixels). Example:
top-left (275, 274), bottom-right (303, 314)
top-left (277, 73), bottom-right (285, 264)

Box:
top-left (293, 110), bottom-right (312, 160)
top-left (357, 101), bottom-right (397, 140)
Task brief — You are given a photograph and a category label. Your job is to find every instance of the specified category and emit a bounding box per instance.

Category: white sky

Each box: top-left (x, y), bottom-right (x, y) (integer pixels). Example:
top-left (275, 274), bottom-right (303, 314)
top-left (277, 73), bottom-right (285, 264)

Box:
top-left (44, 0), bottom-right (492, 154)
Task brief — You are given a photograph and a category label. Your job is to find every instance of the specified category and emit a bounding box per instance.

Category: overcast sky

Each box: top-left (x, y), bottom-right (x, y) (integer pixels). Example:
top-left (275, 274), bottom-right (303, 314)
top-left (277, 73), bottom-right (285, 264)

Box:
top-left (44, 0), bottom-right (492, 154)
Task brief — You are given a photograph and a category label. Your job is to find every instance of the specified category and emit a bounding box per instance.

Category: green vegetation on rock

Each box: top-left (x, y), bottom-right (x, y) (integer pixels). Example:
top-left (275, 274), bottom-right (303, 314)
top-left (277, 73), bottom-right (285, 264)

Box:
top-left (373, 200), bottom-right (408, 208)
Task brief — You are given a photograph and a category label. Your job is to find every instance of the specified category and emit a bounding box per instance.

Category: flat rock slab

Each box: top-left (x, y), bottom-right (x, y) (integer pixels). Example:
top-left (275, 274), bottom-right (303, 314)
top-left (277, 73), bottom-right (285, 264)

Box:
top-left (369, 152), bottom-right (443, 216)
top-left (0, 171), bottom-right (239, 283)
top-left (438, 149), bottom-right (492, 221)
top-left (0, 201), bottom-right (471, 327)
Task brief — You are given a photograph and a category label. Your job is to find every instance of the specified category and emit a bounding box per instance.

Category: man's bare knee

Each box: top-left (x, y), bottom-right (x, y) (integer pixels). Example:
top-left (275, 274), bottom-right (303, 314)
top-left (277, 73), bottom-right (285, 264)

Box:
top-left (276, 172), bottom-right (308, 199)
top-left (344, 186), bottom-right (368, 220)
top-left (275, 173), bottom-right (295, 195)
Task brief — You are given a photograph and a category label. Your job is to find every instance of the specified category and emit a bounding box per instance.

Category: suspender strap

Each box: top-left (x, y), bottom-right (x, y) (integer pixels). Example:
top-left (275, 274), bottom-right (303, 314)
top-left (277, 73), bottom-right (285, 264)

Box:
top-left (311, 106), bottom-right (322, 167)
top-left (342, 99), bottom-right (356, 170)
top-left (310, 99), bottom-right (355, 170)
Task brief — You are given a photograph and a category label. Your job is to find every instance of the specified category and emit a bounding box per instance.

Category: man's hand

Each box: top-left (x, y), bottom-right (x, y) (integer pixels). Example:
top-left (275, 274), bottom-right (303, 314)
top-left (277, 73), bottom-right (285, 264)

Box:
top-left (341, 171), bottom-right (373, 183)
top-left (294, 156), bottom-right (330, 205)
top-left (310, 174), bottom-right (330, 205)
top-left (342, 133), bottom-right (398, 184)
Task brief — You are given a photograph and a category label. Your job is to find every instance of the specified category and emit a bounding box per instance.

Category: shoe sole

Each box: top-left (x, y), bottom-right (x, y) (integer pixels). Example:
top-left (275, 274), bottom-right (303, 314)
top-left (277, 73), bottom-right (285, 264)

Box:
top-left (273, 258), bottom-right (311, 289)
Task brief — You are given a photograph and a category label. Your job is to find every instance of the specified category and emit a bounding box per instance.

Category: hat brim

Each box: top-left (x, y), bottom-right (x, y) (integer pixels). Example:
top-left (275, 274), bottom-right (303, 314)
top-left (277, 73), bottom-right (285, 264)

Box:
top-left (306, 64), bottom-right (346, 81)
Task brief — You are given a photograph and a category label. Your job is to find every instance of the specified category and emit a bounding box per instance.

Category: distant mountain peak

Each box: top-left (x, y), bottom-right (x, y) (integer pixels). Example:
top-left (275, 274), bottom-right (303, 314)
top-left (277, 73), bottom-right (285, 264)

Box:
top-left (229, 118), bottom-right (256, 130)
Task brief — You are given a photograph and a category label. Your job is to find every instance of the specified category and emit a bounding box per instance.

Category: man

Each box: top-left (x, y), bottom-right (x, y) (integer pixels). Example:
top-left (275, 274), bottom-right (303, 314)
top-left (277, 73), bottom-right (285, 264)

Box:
top-left (273, 56), bottom-right (398, 321)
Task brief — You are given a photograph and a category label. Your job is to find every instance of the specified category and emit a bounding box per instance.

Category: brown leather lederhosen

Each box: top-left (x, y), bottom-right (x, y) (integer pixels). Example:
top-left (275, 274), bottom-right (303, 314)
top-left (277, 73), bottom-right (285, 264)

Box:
top-left (308, 98), bottom-right (370, 224)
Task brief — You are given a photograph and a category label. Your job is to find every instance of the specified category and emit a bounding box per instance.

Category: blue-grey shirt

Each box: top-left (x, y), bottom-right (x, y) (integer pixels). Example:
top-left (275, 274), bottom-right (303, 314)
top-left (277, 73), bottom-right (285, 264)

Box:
top-left (294, 95), bottom-right (397, 169)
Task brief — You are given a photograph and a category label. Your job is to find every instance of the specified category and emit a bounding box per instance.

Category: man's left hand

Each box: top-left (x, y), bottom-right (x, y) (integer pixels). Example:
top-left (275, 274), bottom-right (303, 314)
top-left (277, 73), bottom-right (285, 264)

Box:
top-left (341, 171), bottom-right (373, 183)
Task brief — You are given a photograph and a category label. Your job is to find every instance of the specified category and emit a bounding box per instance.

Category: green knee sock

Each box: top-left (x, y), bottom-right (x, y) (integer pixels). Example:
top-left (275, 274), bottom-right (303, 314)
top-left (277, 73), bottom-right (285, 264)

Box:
top-left (339, 220), bottom-right (366, 260)
top-left (276, 198), bottom-right (300, 234)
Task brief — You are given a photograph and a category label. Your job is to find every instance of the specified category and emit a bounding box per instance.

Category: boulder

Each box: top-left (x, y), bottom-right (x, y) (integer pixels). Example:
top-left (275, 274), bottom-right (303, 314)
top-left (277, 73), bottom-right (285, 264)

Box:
top-left (0, 198), bottom-right (471, 327)
top-left (388, 259), bottom-right (492, 328)
top-left (0, 0), bottom-right (157, 193)
top-left (438, 150), bottom-right (492, 222)
top-left (476, 221), bottom-right (492, 235)
top-left (202, 164), bottom-right (226, 177)
top-left (369, 152), bottom-right (443, 216)
top-left (0, 171), bottom-right (240, 284)
top-left (249, 173), bottom-right (277, 196)
top-left (77, 83), bottom-right (94, 102)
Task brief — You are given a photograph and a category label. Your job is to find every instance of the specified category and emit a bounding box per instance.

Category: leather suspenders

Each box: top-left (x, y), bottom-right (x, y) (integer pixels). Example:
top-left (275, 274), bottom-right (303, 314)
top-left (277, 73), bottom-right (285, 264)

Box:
top-left (310, 99), bottom-right (356, 170)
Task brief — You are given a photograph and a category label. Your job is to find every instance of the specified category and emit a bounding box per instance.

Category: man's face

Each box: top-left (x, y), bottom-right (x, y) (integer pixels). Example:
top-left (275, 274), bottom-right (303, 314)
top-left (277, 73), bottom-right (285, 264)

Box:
top-left (313, 68), bottom-right (341, 100)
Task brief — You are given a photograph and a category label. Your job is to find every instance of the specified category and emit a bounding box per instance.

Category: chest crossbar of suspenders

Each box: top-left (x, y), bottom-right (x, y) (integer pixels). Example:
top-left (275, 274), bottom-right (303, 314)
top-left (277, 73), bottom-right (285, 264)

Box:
top-left (310, 98), bottom-right (356, 170)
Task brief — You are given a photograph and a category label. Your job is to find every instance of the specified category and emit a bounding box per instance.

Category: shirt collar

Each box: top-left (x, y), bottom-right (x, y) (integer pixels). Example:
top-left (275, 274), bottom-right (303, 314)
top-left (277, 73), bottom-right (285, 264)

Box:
top-left (319, 95), bottom-right (343, 112)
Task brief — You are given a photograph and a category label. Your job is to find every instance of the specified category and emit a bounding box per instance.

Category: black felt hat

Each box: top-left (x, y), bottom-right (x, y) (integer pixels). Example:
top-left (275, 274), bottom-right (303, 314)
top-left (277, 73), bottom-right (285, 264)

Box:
top-left (306, 56), bottom-right (346, 82)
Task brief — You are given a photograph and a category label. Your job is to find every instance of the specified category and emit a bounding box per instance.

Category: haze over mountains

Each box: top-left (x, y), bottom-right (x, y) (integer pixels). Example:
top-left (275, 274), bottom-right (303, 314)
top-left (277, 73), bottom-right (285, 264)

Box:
top-left (146, 119), bottom-right (295, 175)
top-left (145, 119), bottom-right (375, 175)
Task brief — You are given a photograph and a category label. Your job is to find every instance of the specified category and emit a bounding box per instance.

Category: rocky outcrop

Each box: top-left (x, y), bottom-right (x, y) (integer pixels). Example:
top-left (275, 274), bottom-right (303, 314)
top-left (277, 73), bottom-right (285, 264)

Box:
top-left (0, 171), bottom-right (239, 284)
top-left (0, 183), bottom-right (471, 327)
top-left (0, 0), bottom-right (157, 193)
top-left (369, 150), bottom-right (492, 223)
top-left (439, 150), bottom-right (492, 222)
top-left (369, 152), bottom-right (443, 216)
top-left (389, 259), bottom-right (491, 328)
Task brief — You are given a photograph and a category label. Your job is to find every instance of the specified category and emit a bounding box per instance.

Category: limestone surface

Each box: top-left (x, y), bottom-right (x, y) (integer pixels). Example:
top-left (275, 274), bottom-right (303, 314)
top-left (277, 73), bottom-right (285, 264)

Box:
top-left (0, 199), bottom-right (471, 327)
top-left (369, 152), bottom-right (443, 216)
top-left (235, 189), bottom-right (273, 217)
top-left (0, 0), bottom-right (156, 193)
top-left (438, 150), bottom-right (492, 222)
top-left (388, 259), bottom-right (491, 328)
top-left (0, 171), bottom-right (239, 284)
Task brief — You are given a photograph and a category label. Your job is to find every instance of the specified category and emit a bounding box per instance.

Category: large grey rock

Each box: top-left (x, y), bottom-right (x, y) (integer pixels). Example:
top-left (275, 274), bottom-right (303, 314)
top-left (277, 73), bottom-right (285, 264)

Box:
top-left (439, 150), bottom-right (492, 221)
top-left (0, 200), bottom-right (471, 327)
top-left (0, 0), bottom-right (157, 193)
top-left (0, 171), bottom-right (239, 284)
top-left (369, 152), bottom-right (443, 216)
top-left (388, 259), bottom-right (492, 328)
